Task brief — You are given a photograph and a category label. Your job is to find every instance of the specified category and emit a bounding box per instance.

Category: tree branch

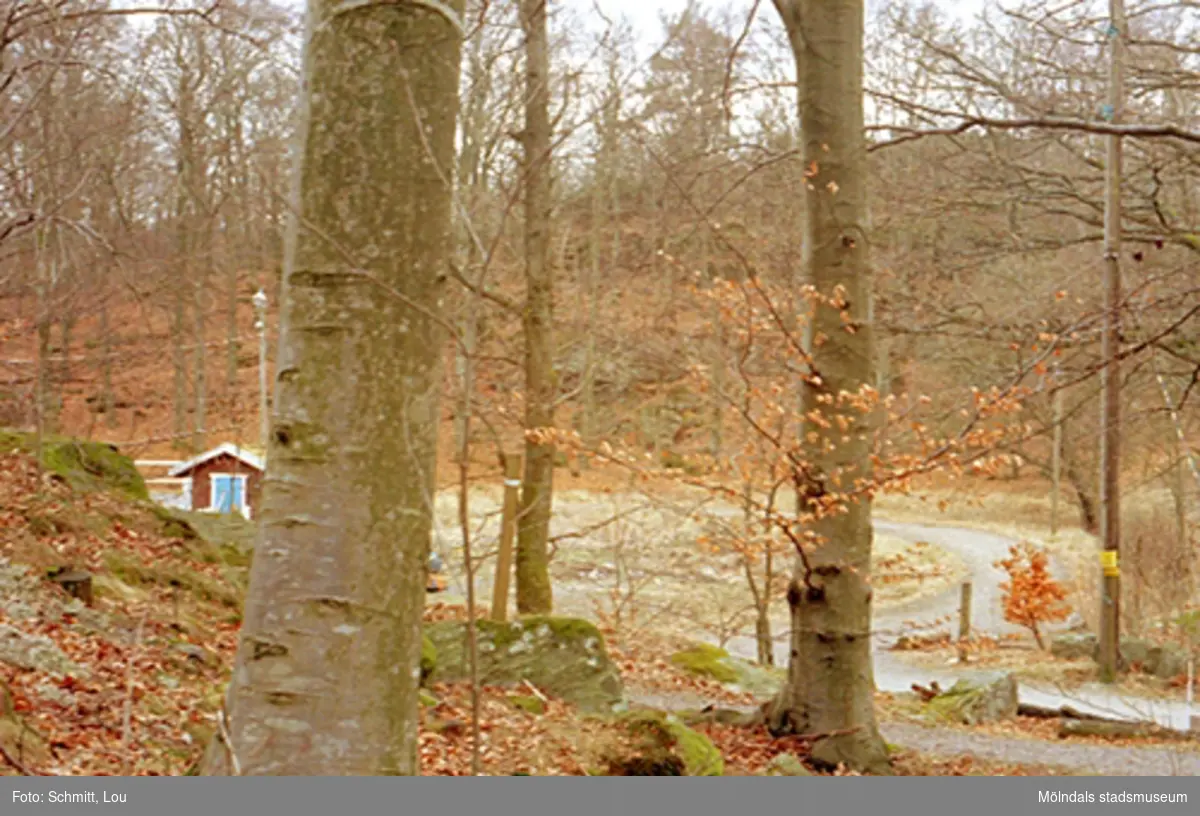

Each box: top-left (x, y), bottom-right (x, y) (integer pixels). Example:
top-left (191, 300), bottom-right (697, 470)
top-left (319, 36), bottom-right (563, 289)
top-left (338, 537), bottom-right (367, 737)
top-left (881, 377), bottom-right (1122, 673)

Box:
top-left (869, 116), bottom-right (1200, 152)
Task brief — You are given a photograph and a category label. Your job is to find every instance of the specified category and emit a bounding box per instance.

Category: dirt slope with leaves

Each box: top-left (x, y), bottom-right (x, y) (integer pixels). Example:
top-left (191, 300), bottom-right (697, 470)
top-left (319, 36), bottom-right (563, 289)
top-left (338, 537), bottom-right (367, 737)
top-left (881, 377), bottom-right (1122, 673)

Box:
top-left (0, 433), bottom-right (243, 775)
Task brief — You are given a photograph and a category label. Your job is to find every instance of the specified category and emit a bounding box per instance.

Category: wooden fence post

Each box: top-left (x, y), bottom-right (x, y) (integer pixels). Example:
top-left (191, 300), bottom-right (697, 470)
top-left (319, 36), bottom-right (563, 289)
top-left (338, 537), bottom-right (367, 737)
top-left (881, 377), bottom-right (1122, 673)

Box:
top-left (957, 581), bottom-right (973, 664)
top-left (491, 453), bottom-right (522, 622)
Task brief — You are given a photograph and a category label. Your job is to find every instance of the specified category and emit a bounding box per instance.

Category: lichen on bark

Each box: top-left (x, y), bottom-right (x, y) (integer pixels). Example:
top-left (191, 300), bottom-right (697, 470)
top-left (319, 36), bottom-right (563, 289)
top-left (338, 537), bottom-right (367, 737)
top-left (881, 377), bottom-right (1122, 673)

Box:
top-left (203, 0), bottom-right (464, 776)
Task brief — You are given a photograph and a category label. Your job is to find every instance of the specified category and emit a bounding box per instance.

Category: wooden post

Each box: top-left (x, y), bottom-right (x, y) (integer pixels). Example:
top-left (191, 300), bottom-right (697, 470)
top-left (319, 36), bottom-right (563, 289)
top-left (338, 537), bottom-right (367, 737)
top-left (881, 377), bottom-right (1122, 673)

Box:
top-left (1187, 658), bottom-right (1194, 729)
top-left (957, 581), bottom-right (972, 663)
top-left (491, 453), bottom-right (522, 622)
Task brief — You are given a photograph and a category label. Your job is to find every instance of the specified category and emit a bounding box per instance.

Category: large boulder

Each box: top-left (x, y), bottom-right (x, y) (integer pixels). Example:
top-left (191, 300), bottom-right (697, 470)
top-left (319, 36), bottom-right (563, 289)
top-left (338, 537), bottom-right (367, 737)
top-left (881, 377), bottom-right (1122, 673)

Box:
top-left (1132, 642), bottom-right (1189, 680)
top-left (0, 432), bottom-right (149, 501)
top-left (423, 616), bottom-right (623, 713)
top-left (603, 711), bottom-right (724, 776)
top-left (669, 643), bottom-right (785, 697)
top-left (926, 673), bottom-right (1018, 725)
top-left (1050, 633), bottom-right (1191, 680)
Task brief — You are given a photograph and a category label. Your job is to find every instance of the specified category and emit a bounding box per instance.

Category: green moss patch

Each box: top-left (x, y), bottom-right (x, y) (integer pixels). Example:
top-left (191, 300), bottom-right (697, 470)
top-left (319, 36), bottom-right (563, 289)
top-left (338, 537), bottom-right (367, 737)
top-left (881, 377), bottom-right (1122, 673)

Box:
top-left (925, 675), bottom-right (1018, 725)
top-left (670, 643), bottom-right (739, 684)
top-left (608, 711), bottom-right (724, 776)
top-left (508, 694), bottom-right (547, 715)
top-left (669, 642), bottom-right (785, 696)
top-left (103, 551), bottom-right (242, 609)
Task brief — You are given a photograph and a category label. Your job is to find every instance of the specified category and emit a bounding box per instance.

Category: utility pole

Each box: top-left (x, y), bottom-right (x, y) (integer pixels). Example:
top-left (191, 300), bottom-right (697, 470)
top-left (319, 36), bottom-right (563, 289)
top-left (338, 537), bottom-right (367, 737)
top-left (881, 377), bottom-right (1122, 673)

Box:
top-left (1099, 0), bottom-right (1126, 683)
top-left (253, 288), bottom-right (269, 453)
top-left (1051, 366), bottom-right (1063, 537)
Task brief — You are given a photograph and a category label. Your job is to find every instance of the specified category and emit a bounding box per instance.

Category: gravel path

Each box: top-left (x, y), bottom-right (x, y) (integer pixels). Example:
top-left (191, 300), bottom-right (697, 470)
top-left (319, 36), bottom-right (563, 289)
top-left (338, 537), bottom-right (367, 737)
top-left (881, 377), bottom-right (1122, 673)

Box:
top-left (721, 519), bottom-right (1198, 732)
top-left (880, 722), bottom-right (1200, 776)
top-left (625, 691), bottom-right (1200, 777)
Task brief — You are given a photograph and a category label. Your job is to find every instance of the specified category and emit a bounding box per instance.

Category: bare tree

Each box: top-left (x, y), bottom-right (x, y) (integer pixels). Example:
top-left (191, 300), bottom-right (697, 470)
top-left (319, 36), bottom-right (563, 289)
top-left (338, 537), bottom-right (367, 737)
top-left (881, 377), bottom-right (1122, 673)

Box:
top-left (515, 0), bottom-right (555, 614)
top-left (205, 0), bottom-right (464, 775)
top-left (767, 0), bottom-right (892, 774)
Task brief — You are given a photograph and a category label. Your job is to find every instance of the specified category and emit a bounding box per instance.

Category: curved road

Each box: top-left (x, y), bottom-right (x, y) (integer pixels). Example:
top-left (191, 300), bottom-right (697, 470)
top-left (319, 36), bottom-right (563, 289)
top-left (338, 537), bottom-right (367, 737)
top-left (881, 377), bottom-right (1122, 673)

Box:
top-left (722, 518), bottom-right (1199, 732)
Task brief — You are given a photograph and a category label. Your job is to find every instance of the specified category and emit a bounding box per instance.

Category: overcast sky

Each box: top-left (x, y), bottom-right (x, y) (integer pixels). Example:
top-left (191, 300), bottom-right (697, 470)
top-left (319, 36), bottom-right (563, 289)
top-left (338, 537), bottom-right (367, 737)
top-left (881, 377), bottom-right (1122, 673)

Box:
top-left (262, 0), bottom-right (994, 40)
top-left (586, 0), bottom-right (990, 41)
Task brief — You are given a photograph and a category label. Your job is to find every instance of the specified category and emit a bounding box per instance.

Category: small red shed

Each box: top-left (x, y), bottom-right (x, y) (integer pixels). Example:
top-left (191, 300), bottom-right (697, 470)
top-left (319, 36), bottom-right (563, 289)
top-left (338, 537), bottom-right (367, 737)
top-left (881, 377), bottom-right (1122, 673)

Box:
top-left (168, 443), bottom-right (265, 519)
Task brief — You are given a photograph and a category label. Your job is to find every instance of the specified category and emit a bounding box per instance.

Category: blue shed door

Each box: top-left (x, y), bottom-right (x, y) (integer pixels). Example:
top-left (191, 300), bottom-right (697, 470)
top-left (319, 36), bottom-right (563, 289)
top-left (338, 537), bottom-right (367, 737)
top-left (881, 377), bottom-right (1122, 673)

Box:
top-left (211, 475), bottom-right (234, 513)
top-left (231, 477), bottom-right (246, 512)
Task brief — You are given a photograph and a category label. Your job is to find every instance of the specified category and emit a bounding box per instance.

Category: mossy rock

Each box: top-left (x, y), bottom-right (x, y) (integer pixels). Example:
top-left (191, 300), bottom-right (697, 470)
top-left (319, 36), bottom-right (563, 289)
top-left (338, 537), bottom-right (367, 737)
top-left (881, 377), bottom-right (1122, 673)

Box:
top-left (607, 711), bottom-right (723, 776)
top-left (1119, 638), bottom-right (1188, 679)
top-left (669, 642), bottom-right (785, 696)
top-left (420, 635), bottom-right (437, 686)
top-left (2, 432), bottom-right (149, 501)
top-left (1050, 633), bottom-right (1190, 679)
top-left (1050, 633), bottom-right (1097, 661)
top-left (671, 644), bottom-right (739, 684)
top-left (926, 674), bottom-right (1017, 725)
top-left (423, 617), bottom-right (623, 713)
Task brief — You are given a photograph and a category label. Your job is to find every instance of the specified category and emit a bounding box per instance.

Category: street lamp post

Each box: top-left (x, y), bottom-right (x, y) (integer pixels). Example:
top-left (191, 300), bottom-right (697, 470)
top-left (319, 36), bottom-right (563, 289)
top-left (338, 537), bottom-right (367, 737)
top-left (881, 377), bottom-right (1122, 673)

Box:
top-left (252, 289), bottom-right (269, 454)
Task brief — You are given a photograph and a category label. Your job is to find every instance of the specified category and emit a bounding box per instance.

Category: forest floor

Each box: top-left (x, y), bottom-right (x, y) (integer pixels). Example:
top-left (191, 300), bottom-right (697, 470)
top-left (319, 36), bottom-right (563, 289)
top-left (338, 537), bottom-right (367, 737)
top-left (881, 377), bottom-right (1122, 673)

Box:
top-left (1, 435), bottom-right (1198, 776)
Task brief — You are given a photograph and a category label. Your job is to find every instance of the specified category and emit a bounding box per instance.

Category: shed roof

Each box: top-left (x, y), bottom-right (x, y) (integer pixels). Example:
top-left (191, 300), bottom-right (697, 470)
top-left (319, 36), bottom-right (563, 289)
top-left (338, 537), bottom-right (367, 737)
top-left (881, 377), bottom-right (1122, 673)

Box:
top-left (168, 443), bottom-right (265, 476)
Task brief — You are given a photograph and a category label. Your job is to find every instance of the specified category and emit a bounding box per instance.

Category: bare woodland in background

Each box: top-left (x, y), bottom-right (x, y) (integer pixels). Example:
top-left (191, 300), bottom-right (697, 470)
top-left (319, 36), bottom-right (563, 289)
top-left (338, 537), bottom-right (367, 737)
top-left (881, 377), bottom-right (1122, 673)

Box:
top-left (0, 0), bottom-right (1197, 776)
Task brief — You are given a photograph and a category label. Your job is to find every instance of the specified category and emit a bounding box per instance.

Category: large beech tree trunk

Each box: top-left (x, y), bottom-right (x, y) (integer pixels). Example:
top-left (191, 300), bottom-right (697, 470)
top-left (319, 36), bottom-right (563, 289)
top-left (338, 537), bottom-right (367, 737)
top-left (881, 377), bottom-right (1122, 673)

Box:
top-left (516, 0), bottom-right (555, 614)
top-left (768, 0), bottom-right (891, 774)
top-left (203, 0), bottom-right (463, 775)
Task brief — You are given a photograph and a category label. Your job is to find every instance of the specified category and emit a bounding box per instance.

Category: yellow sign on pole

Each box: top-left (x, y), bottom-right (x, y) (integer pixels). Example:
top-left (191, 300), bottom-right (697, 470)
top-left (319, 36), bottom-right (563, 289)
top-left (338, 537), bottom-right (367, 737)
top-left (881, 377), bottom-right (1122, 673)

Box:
top-left (1100, 550), bottom-right (1119, 577)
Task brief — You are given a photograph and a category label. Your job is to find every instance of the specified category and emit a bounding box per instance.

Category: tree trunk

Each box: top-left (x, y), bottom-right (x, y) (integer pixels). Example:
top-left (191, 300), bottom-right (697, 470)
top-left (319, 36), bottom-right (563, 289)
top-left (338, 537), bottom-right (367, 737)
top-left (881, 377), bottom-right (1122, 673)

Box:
top-left (769, 0), bottom-right (891, 774)
top-left (226, 243), bottom-right (241, 394)
top-left (34, 230), bottom-right (60, 435)
top-left (171, 284), bottom-right (188, 444)
top-left (203, 0), bottom-right (463, 775)
top-left (58, 317), bottom-right (72, 396)
top-left (100, 298), bottom-right (115, 428)
top-left (516, 0), bottom-right (555, 614)
top-left (193, 245), bottom-right (207, 453)
top-left (1074, 482), bottom-right (1100, 535)
top-left (755, 606), bottom-right (774, 667)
